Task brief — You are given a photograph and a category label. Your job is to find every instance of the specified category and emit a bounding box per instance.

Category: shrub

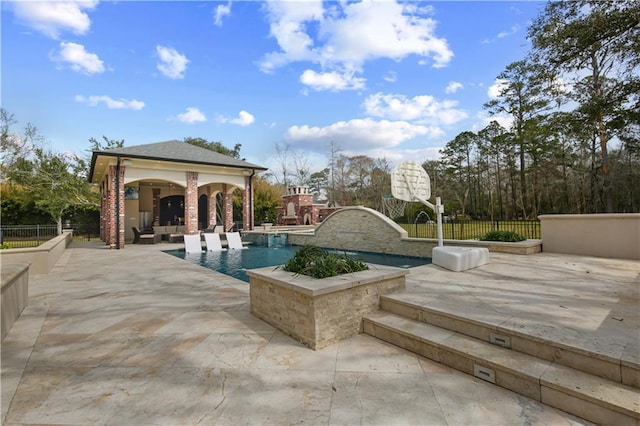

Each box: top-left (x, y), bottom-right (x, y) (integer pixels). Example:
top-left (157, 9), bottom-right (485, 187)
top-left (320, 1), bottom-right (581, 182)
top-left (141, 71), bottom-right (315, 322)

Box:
top-left (479, 230), bottom-right (526, 242)
top-left (283, 245), bottom-right (369, 278)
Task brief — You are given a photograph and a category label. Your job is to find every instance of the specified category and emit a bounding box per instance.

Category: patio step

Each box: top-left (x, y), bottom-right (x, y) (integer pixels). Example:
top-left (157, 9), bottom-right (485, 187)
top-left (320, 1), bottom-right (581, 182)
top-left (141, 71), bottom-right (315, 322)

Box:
top-left (379, 294), bottom-right (640, 388)
top-left (363, 311), bottom-right (640, 426)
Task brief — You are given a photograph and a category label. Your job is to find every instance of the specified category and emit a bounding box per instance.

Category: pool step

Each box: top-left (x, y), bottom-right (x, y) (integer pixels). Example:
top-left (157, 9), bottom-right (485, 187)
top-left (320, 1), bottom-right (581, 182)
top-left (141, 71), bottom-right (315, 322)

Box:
top-left (379, 294), bottom-right (639, 388)
top-left (363, 311), bottom-right (640, 425)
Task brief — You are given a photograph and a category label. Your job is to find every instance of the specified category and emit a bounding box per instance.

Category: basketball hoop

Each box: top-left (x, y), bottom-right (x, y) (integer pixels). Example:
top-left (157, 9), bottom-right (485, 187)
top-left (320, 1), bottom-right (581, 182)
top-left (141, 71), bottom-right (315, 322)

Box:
top-left (391, 161), bottom-right (444, 247)
top-left (382, 195), bottom-right (406, 219)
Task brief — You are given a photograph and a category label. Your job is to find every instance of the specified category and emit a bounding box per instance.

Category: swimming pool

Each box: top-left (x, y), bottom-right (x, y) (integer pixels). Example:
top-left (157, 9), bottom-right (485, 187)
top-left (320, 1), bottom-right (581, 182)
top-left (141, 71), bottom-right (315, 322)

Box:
top-left (164, 245), bottom-right (431, 283)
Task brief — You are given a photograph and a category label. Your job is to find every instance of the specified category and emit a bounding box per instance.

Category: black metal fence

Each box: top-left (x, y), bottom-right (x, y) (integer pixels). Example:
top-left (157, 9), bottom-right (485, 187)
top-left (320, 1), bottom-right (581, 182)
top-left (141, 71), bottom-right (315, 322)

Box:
top-left (398, 219), bottom-right (541, 240)
top-left (1, 223), bottom-right (100, 248)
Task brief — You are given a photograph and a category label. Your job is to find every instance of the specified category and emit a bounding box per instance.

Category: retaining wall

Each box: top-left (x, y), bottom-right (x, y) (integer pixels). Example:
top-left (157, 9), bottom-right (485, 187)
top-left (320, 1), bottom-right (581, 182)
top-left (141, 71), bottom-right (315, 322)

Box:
top-left (1, 262), bottom-right (30, 341)
top-left (1, 230), bottom-right (73, 275)
top-left (539, 214), bottom-right (640, 260)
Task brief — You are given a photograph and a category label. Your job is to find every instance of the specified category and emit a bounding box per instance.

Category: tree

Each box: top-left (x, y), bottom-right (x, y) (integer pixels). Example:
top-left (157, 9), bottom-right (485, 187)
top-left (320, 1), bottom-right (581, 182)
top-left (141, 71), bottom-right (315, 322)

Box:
top-left (309, 168), bottom-right (329, 201)
top-left (89, 135), bottom-right (124, 152)
top-left (253, 176), bottom-right (282, 223)
top-left (484, 60), bottom-right (555, 218)
top-left (440, 131), bottom-right (478, 219)
top-left (528, 0), bottom-right (640, 212)
top-left (184, 137), bottom-right (242, 159)
top-left (2, 110), bottom-right (99, 232)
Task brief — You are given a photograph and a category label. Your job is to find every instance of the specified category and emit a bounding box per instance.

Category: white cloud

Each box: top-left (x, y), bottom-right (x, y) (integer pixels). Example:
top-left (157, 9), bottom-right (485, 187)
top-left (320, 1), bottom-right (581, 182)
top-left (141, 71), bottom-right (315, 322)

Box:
top-left (284, 118), bottom-right (442, 153)
top-left (321, 1), bottom-right (452, 68)
top-left (75, 95), bottom-right (144, 110)
top-left (368, 146), bottom-right (443, 166)
top-left (260, 1), bottom-right (453, 79)
top-left (177, 107), bottom-right (206, 124)
top-left (473, 111), bottom-right (513, 133)
top-left (383, 71), bottom-right (398, 83)
top-left (488, 78), bottom-right (509, 99)
top-left (232, 110), bottom-right (255, 126)
top-left (214, 2), bottom-right (231, 26)
top-left (363, 92), bottom-right (467, 125)
top-left (300, 69), bottom-right (366, 91)
top-left (10, 0), bottom-right (98, 39)
top-left (445, 81), bottom-right (463, 94)
top-left (497, 25), bottom-right (519, 39)
top-left (259, 1), bottom-right (324, 73)
top-left (218, 110), bottom-right (255, 127)
top-left (52, 42), bottom-right (104, 74)
top-left (156, 45), bottom-right (189, 79)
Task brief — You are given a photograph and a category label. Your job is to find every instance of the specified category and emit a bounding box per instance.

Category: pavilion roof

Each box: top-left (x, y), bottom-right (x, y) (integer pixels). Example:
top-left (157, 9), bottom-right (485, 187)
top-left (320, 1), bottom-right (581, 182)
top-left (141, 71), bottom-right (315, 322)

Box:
top-left (89, 140), bottom-right (267, 183)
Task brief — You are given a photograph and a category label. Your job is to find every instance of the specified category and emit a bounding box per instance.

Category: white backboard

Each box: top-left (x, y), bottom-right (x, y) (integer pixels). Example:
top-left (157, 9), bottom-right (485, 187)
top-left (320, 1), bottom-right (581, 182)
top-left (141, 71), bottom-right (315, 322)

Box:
top-left (391, 161), bottom-right (431, 202)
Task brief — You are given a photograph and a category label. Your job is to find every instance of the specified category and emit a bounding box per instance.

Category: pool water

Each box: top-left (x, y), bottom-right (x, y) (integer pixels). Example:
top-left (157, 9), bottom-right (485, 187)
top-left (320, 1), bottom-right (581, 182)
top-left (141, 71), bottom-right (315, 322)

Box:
top-left (164, 245), bottom-right (431, 283)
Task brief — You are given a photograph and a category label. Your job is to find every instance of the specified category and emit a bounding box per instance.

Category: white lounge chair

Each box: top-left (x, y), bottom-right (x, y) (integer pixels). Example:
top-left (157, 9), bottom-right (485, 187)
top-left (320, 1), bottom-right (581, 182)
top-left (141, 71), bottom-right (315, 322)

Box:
top-left (225, 232), bottom-right (247, 250)
top-left (204, 233), bottom-right (226, 251)
top-left (183, 234), bottom-right (203, 253)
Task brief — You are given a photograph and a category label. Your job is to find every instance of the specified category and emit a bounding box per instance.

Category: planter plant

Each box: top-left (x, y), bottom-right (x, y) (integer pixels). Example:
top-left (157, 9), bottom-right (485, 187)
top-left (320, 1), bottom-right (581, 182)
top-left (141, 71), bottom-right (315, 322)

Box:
top-left (282, 245), bottom-right (369, 279)
top-left (479, 230), bottom-right (526, 242)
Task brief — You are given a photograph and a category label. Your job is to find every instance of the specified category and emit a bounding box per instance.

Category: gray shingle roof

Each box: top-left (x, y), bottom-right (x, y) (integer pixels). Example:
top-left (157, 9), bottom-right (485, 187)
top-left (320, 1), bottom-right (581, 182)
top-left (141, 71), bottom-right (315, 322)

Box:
top-left (94, 140), bottom-right (267, 170)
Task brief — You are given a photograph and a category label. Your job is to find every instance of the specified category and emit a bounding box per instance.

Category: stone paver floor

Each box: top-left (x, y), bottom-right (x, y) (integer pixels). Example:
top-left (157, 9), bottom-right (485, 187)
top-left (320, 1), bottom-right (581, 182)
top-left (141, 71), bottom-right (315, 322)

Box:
top-left (3, 241), bottom-right (631, 425)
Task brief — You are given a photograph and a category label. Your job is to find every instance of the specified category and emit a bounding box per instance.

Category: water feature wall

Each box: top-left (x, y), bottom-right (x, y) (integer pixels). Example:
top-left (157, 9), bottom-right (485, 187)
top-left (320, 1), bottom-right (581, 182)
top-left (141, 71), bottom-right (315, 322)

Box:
top-left (267, 233), bottom-right (288, 247)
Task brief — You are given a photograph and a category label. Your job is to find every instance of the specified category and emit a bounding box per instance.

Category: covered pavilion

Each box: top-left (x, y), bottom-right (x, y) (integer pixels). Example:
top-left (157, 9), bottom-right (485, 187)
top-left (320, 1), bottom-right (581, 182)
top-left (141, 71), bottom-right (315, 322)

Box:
top-left (89, 140), bottom-right (267, 248)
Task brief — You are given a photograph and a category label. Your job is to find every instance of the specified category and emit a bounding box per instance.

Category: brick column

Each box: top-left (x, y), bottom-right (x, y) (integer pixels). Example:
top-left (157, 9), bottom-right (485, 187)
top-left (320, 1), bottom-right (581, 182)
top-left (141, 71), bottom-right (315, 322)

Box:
top-left (243, 176), bottom-right (252, 231)
top-left (100, 180), bottom-right (107, 242)
top-left (185, 171), bottom-right (199, 234)
top-left (207, 187), bottom-right (216, 228)
top-left (106, 166), bottom-right (116, 246)
top-left (107, 165), bottom-right (125, 248)
top-left (152, 188), bottom-right (161, 225)
top-left (223, 184), bottom-right (233, 232)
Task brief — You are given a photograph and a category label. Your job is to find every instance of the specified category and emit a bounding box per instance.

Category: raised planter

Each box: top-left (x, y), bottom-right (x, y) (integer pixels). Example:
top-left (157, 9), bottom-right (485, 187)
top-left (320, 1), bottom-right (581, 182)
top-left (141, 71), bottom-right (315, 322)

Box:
top-left (247, 264), bottom-right (408, 350)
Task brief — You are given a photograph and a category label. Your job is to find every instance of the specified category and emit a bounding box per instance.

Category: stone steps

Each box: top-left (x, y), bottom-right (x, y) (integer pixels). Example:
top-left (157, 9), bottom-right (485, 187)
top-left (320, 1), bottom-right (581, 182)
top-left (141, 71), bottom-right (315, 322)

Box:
top-left (379, 294), bottom-right (639, 388)
top-left (363, 310), bottom-right (640, 425)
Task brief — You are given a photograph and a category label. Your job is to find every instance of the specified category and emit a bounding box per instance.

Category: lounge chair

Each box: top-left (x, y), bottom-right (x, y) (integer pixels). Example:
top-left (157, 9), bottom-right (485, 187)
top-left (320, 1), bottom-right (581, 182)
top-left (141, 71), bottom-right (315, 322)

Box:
top-left (204, 233), bottom-right (226, 251)
top-left (225, 232), bottom-right (247, 250)
top-left (132, 227), bottom-right (160, 244)
top-left (183, 234), bottom-right (203, 253)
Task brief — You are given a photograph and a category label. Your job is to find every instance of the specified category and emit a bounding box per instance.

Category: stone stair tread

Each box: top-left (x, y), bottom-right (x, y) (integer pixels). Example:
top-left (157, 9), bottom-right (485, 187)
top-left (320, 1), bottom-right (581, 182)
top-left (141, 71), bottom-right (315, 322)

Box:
top-left (381, 293), bottom-right (634, 368)
top-left (365, 311), bottom-right (454, 343)
top-left (364, 311), bottom-right (640, 419)
top-left (541, 363), bottom-right (640, 419)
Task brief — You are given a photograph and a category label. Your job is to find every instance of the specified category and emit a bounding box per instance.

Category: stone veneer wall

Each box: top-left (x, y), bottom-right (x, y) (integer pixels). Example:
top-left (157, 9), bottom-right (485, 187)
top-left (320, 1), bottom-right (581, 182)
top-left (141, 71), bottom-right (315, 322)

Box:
top-left (283, 206), bottom-right (541, 257)
top-left (248, 265), bottom-right (407, 350)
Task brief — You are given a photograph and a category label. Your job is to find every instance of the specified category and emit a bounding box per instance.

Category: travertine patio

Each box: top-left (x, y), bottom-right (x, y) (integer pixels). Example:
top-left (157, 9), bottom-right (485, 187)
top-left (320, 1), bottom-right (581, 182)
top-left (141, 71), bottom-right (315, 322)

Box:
top-left (2, 241), bottom-right (637, 425)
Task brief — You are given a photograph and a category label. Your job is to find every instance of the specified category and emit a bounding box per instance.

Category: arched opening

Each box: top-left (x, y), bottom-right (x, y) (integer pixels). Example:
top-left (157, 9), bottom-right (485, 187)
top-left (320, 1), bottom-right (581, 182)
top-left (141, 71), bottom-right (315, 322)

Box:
top-left (198, 194), bottom-right (208, 230)
top-left (160, 195), bottom-right (185, 226)
top-left (215, 193), bottom-right (224, 225)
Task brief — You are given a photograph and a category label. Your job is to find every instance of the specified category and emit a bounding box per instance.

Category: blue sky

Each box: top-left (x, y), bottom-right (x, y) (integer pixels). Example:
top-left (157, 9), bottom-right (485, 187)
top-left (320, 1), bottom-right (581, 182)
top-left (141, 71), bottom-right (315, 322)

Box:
top-left (2, 0), bottom-right (544, 173)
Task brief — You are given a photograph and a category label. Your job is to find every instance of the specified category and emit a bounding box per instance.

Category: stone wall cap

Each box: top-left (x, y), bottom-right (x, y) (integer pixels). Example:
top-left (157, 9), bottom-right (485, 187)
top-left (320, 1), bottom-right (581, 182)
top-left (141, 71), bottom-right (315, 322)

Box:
top-left (246, 264), bottom-right (408, 296)
top-left (1, 262), bottom-right (31, 290)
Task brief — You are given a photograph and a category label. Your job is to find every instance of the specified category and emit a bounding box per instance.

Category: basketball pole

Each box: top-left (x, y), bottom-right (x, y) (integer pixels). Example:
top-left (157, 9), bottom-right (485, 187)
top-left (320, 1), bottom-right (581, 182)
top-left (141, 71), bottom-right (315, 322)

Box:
top-left (402, 174), bottom-right (444, 247)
